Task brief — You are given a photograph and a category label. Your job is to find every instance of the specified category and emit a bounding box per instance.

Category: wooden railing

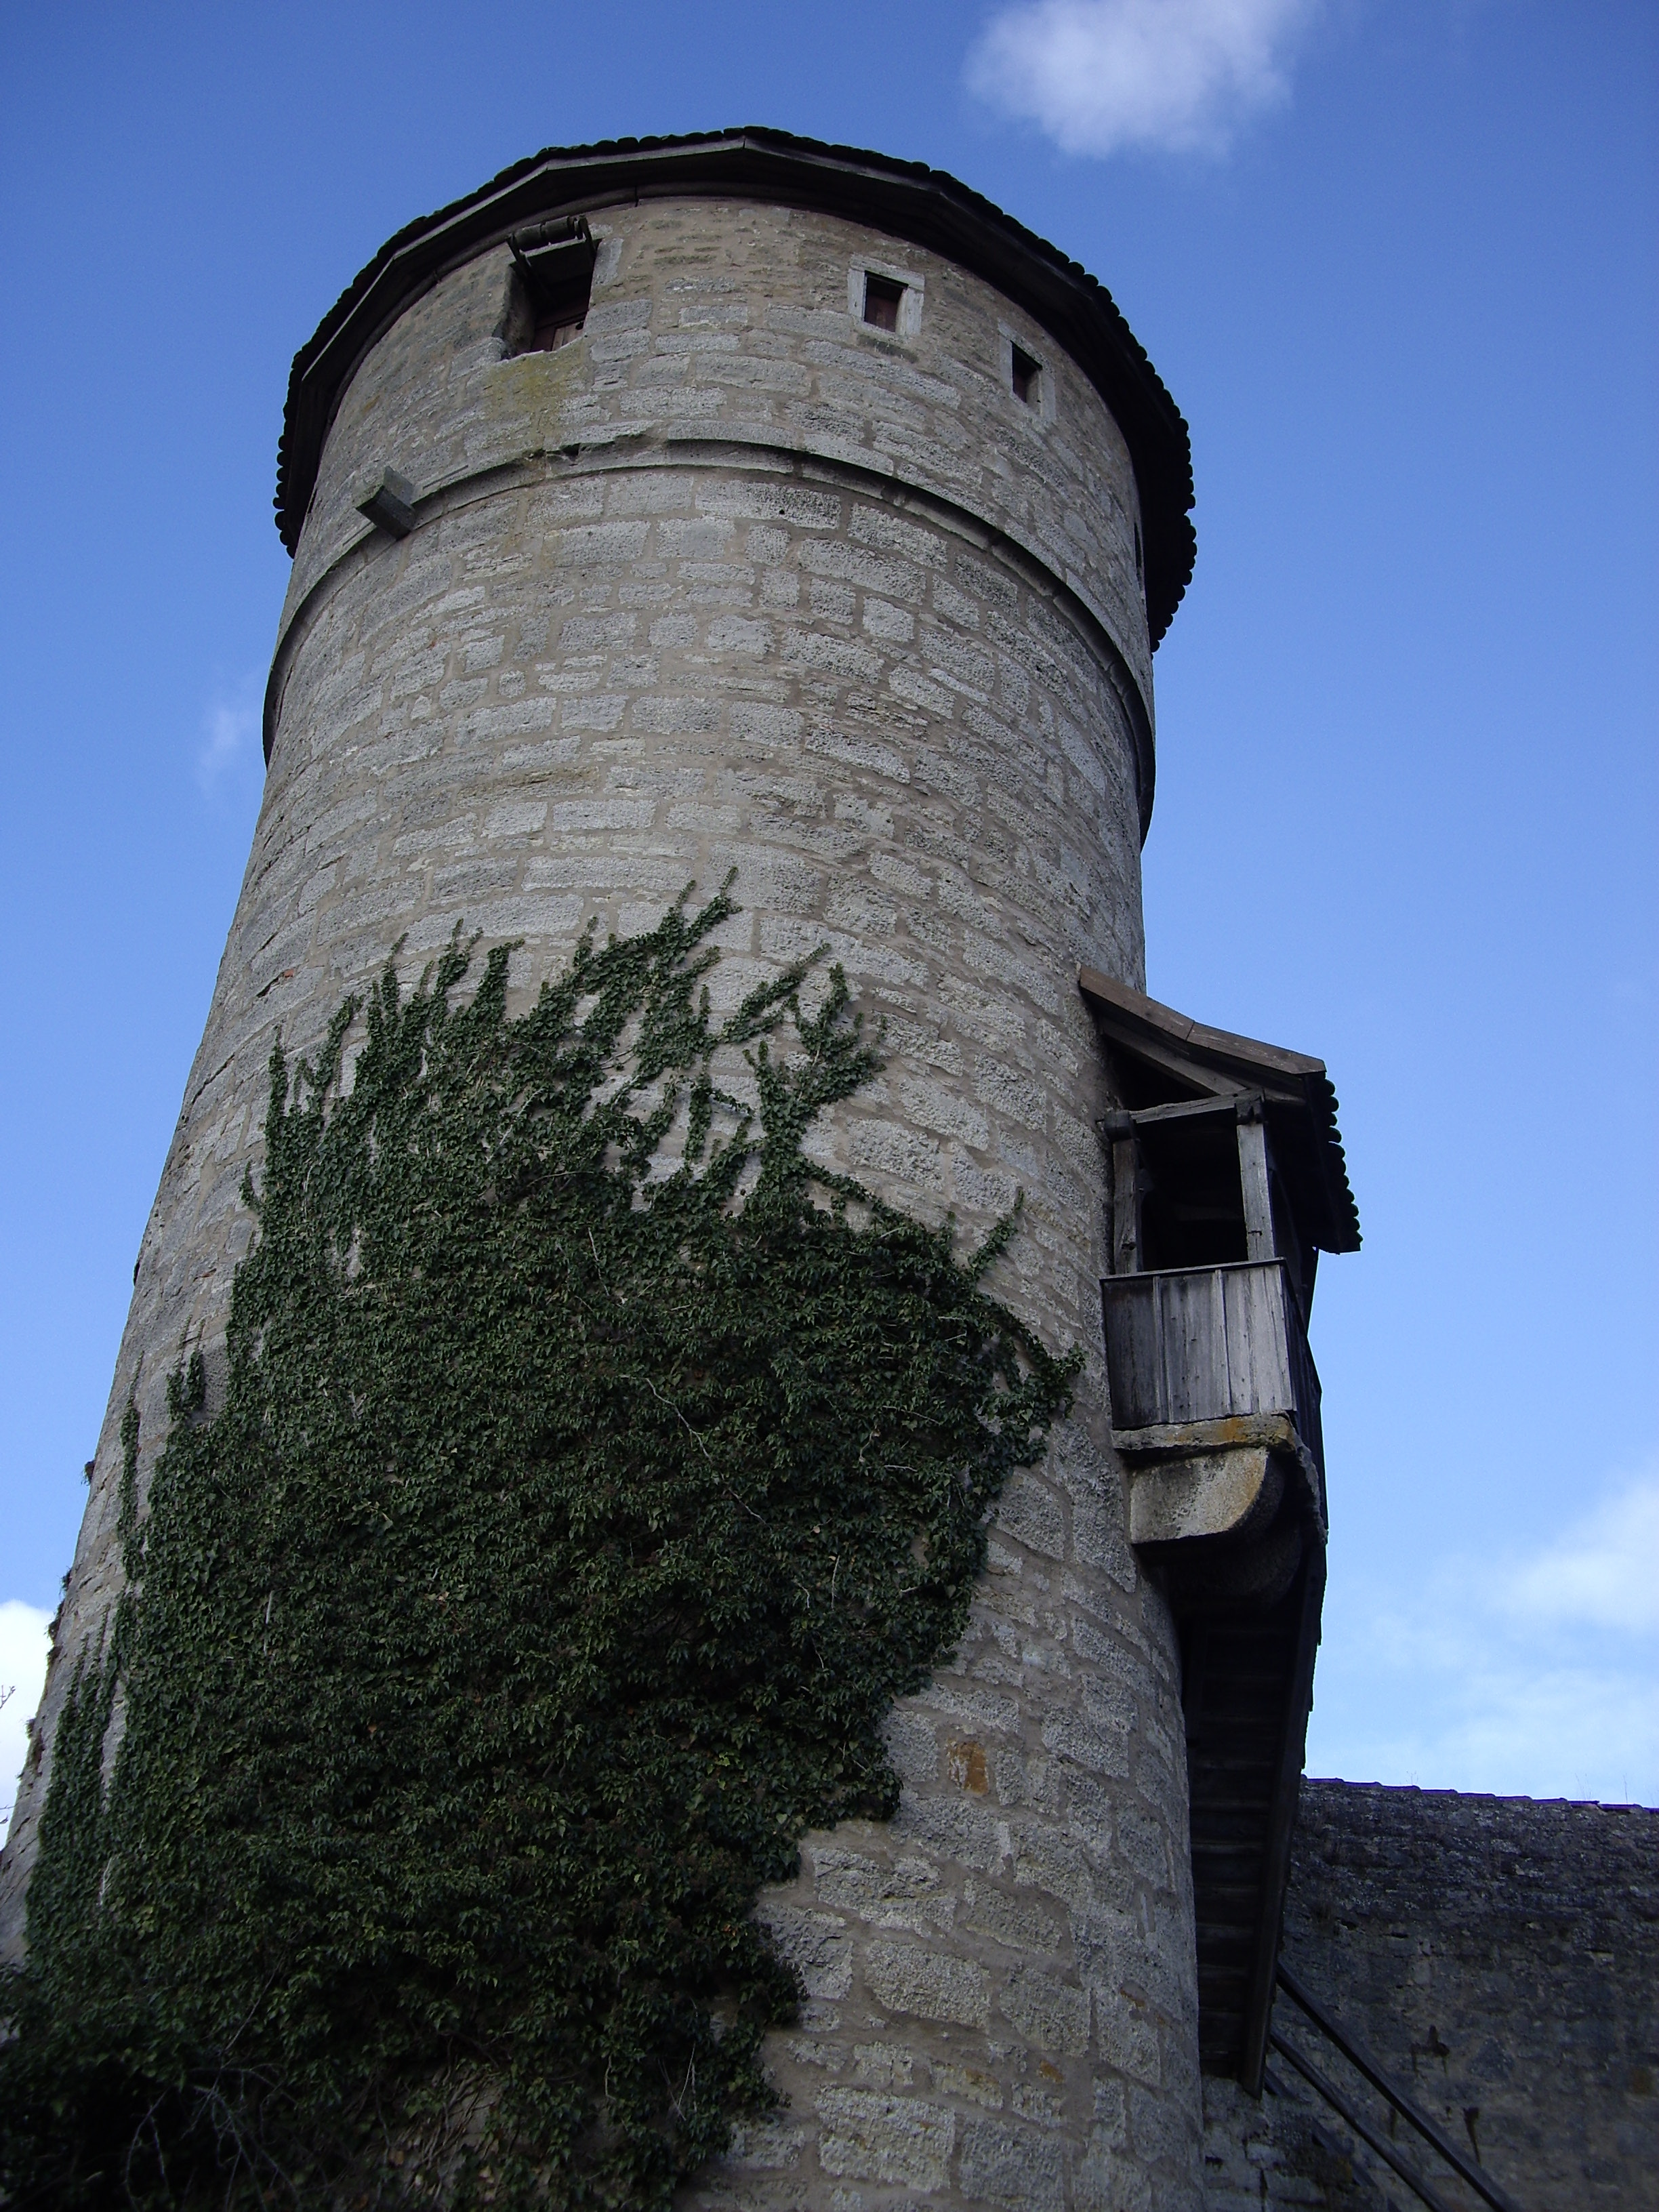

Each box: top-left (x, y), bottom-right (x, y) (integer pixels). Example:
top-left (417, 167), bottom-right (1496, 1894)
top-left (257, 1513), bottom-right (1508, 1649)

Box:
top-left (1101, 1260), bottom-right (1324, 1488)
top-left (1270, 1963), bottom-right (1525, 2212)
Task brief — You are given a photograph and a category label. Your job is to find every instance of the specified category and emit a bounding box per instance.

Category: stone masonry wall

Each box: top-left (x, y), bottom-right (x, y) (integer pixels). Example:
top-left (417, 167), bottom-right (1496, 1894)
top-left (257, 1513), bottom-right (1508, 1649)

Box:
top-left (1201, 1782), bottom-right (1659, 2212)
top-left (281, 199), bottom-right (1154, 733)
top-left (2, 195), bottom-right (1204, 2209)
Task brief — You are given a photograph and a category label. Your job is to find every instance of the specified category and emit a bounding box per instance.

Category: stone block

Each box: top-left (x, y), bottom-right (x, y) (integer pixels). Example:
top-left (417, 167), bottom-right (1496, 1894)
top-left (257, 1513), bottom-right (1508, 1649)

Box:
top-left (960, 1879), bottom-right (1063, 1957)
top-left (814, 2089), bottom-right (955, 2191)
top-left (1010, 1818), bottom-right (1094, 1909)
top-left (998, 1963), bottom-right (1090, 2053)
top-left (882, 1707), bottom-right (940, 1787)
top-left (932, 2057), bottom-right (1005, 2109)
top-left (809, 1847), bottom-right (954, 1936)
top-left (957, 2117), bottom-right (1066, 2211)
top-left (850, 2041), bottom-right (914, 2089)
top-left (759, 1904), bottom-right (853, 2001)
top-left (994, 1472), bottom-right (1066, 1561)
top-left (865, 1936), bottom-right (990, 2027)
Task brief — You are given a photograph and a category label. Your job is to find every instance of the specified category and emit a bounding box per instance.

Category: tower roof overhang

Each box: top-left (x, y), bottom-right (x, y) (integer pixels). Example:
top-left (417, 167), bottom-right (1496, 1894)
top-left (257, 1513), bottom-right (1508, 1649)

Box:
top-left (273, 127), bottom-right (1196, 646)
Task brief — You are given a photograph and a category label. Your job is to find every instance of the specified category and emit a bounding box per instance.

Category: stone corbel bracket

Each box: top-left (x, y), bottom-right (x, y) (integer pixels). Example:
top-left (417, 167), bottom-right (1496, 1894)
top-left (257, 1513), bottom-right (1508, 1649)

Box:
top-left (1118, 1412), bottom-right (1325, 1546)
top-left (1115, 1414), bottom-right (1325, 1615)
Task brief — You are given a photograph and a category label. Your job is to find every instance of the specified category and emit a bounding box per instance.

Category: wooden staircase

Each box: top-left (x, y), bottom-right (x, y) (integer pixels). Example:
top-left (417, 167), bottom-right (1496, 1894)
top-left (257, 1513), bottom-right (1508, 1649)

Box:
top-left (1182, 1548), bottom-right (1325, 2085)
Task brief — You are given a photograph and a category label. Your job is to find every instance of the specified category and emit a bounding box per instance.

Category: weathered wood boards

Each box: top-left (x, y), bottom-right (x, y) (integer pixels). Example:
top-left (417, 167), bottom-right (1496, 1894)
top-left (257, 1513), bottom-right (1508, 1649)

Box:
top-left (1102, 1259), bottom-right (1303, 1433)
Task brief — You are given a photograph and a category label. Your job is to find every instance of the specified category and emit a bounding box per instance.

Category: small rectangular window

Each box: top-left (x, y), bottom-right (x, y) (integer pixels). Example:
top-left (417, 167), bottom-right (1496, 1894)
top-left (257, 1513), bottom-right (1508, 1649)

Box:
top-left (1011, 344), bottom-right (1041, 407)
top-left (863, 274), bottom-right (905, 332)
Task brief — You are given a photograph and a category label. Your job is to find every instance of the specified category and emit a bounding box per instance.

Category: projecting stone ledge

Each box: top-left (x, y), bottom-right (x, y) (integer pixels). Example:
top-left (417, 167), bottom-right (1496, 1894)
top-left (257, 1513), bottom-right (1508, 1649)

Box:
top-left (1114, 1414), bottom-right (1325, 1548)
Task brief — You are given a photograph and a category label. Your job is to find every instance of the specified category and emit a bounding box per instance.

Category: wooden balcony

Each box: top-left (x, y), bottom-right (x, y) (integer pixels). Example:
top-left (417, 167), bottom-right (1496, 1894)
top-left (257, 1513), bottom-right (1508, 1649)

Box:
top-left (1101, 1257), bottom-right (1332, 2087)
top-left (1080, 970), bottom-right (1361, 2093)
top-left (1102, 1259), bottom-right (1325, 1528)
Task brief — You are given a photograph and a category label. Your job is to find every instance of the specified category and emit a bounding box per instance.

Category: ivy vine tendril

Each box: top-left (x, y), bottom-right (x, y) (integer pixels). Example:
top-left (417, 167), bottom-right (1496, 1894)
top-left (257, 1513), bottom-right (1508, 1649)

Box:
top-left (0, 887), bottom-right (1078, 2209)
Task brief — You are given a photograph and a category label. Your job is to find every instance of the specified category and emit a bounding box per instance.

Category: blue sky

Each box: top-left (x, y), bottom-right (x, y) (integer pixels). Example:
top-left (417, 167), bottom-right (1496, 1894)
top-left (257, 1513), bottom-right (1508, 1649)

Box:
top-left (1, 0), bottom-right (1654, 1827)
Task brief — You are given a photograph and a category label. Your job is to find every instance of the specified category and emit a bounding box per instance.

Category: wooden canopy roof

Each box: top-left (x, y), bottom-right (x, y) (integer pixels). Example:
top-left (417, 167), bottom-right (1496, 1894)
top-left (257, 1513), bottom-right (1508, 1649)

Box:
top-left (1078, 966), bottom-right (1361, 1256)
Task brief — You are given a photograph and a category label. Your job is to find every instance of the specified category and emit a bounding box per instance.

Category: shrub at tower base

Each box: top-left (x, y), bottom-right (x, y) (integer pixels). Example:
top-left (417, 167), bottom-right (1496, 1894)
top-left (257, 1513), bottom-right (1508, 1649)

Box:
top-left (0, 889), bottom-right (1077, 2210)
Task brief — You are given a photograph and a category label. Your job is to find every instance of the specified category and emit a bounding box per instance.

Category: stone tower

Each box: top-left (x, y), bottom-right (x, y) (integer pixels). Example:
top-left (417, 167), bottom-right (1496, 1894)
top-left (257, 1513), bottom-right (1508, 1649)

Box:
top-left (3, 129), bottom-right (1223, 2207)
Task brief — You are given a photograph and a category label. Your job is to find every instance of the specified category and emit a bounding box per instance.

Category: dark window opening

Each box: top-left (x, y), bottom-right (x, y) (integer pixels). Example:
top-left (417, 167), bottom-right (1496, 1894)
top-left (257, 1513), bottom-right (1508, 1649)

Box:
top-left (863, 274), bottom-right (904, 331)
top-left (1133, 522), bottom-right (1144, 578)
top-left (1011, 344), bottom-right (1040, 406)
top-left (508, 216), bottom-right (597, 358)
top-left (532, 278), bottom-right (591, 352)
top-left (1136, 1119), bottom-right (1250, 1272)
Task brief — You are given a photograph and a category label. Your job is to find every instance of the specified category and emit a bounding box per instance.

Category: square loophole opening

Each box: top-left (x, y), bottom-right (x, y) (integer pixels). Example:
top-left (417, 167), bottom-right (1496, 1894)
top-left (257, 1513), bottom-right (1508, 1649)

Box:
top-left (863, 274), bottom-right (905, 332)
top-left (1011, 345), bottom-right (1041, 407)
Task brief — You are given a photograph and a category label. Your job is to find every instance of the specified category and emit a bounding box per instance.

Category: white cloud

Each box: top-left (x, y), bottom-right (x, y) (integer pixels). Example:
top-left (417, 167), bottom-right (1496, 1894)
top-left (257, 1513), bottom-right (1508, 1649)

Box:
top-left (966, 0), bottom-right (1322, 158)
top-left (1500, 1471), bottom-right (1659, 1635)
top-left (197, 674), bottom-right (262, 792)
top-left (1309, 1460), bottom-right (1659, 1807)
top-left (0, 1601), bottom-right (53, 1847)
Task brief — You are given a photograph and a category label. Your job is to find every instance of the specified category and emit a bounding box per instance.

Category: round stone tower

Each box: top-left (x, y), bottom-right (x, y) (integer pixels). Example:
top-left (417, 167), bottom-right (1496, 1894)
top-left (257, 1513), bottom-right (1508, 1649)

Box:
top-left (2, 129), bottom-right (1200, 2208)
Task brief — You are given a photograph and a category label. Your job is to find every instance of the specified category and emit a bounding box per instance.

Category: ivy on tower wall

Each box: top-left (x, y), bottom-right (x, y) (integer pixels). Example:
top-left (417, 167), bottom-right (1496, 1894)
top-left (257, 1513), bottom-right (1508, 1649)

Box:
top-left (0, 890), bottom-right (1077, 2209)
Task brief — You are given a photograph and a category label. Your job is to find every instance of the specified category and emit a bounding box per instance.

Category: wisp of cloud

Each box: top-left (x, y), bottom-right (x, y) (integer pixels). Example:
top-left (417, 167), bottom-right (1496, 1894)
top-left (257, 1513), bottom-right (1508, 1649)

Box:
top-left (966, 0), bottom-right (1322, 159)
top-left (1501, 1468), bottom-right (1659, 1637)
top-left (0, 1600), bottom-right (53, 1847)
top-left (1311, 1461), bottom-right (1659, 1806)
top-left (198, 679), bottom-right (261, 792)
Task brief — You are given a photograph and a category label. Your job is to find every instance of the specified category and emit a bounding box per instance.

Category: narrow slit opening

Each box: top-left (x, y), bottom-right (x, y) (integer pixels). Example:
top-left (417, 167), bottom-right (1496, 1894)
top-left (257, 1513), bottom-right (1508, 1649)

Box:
top-left (1011, 345), bottom-right (1040, 407)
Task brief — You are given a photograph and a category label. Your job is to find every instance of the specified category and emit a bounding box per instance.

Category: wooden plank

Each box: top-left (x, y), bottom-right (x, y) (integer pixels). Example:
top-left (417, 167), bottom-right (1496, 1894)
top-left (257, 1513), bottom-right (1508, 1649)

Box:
top-left (1076, 964), bottom-right (1328, 1080)
top-left (1275, 1966), bottom-right (1527, 2212)
top-left (1215, 1267), bottom-right (1242, 1421)
top-left (1149, 1273), bottom-right (1178, 1423)
top-left (1117, 1093), bottom-right (1245, 1131)
top-left (1101, 1286), bottom-right (1129, 1423)
top-left (1102, 1277), bottom-right (1162, 1429)
top-left (1134, 1296), bottom-right (1166, 1427)
top-left (1215, 1266), bottom-right (1240, 1411)
top-left (1092, 1019), bottom-right (1242, 1101)
top-left (1266, 2045), bottom-right (1465, 2212)
top-left (1227, 1263), bottom-right (1294, 1414)
top-left (1207, 1267), bottom-right (1235, 1423)
top-left (1111, 1134), bottom-right (1143, 1275)
top-left (1260, 1279), bottom-right (1295, 1411)
top-left (1155, 1273), bottom-right (1183, 1422)
top-left (1236, 1114), bottom-right (1275, 1263)
top-left (1160, 1268), bottom-right (1223, 1425)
